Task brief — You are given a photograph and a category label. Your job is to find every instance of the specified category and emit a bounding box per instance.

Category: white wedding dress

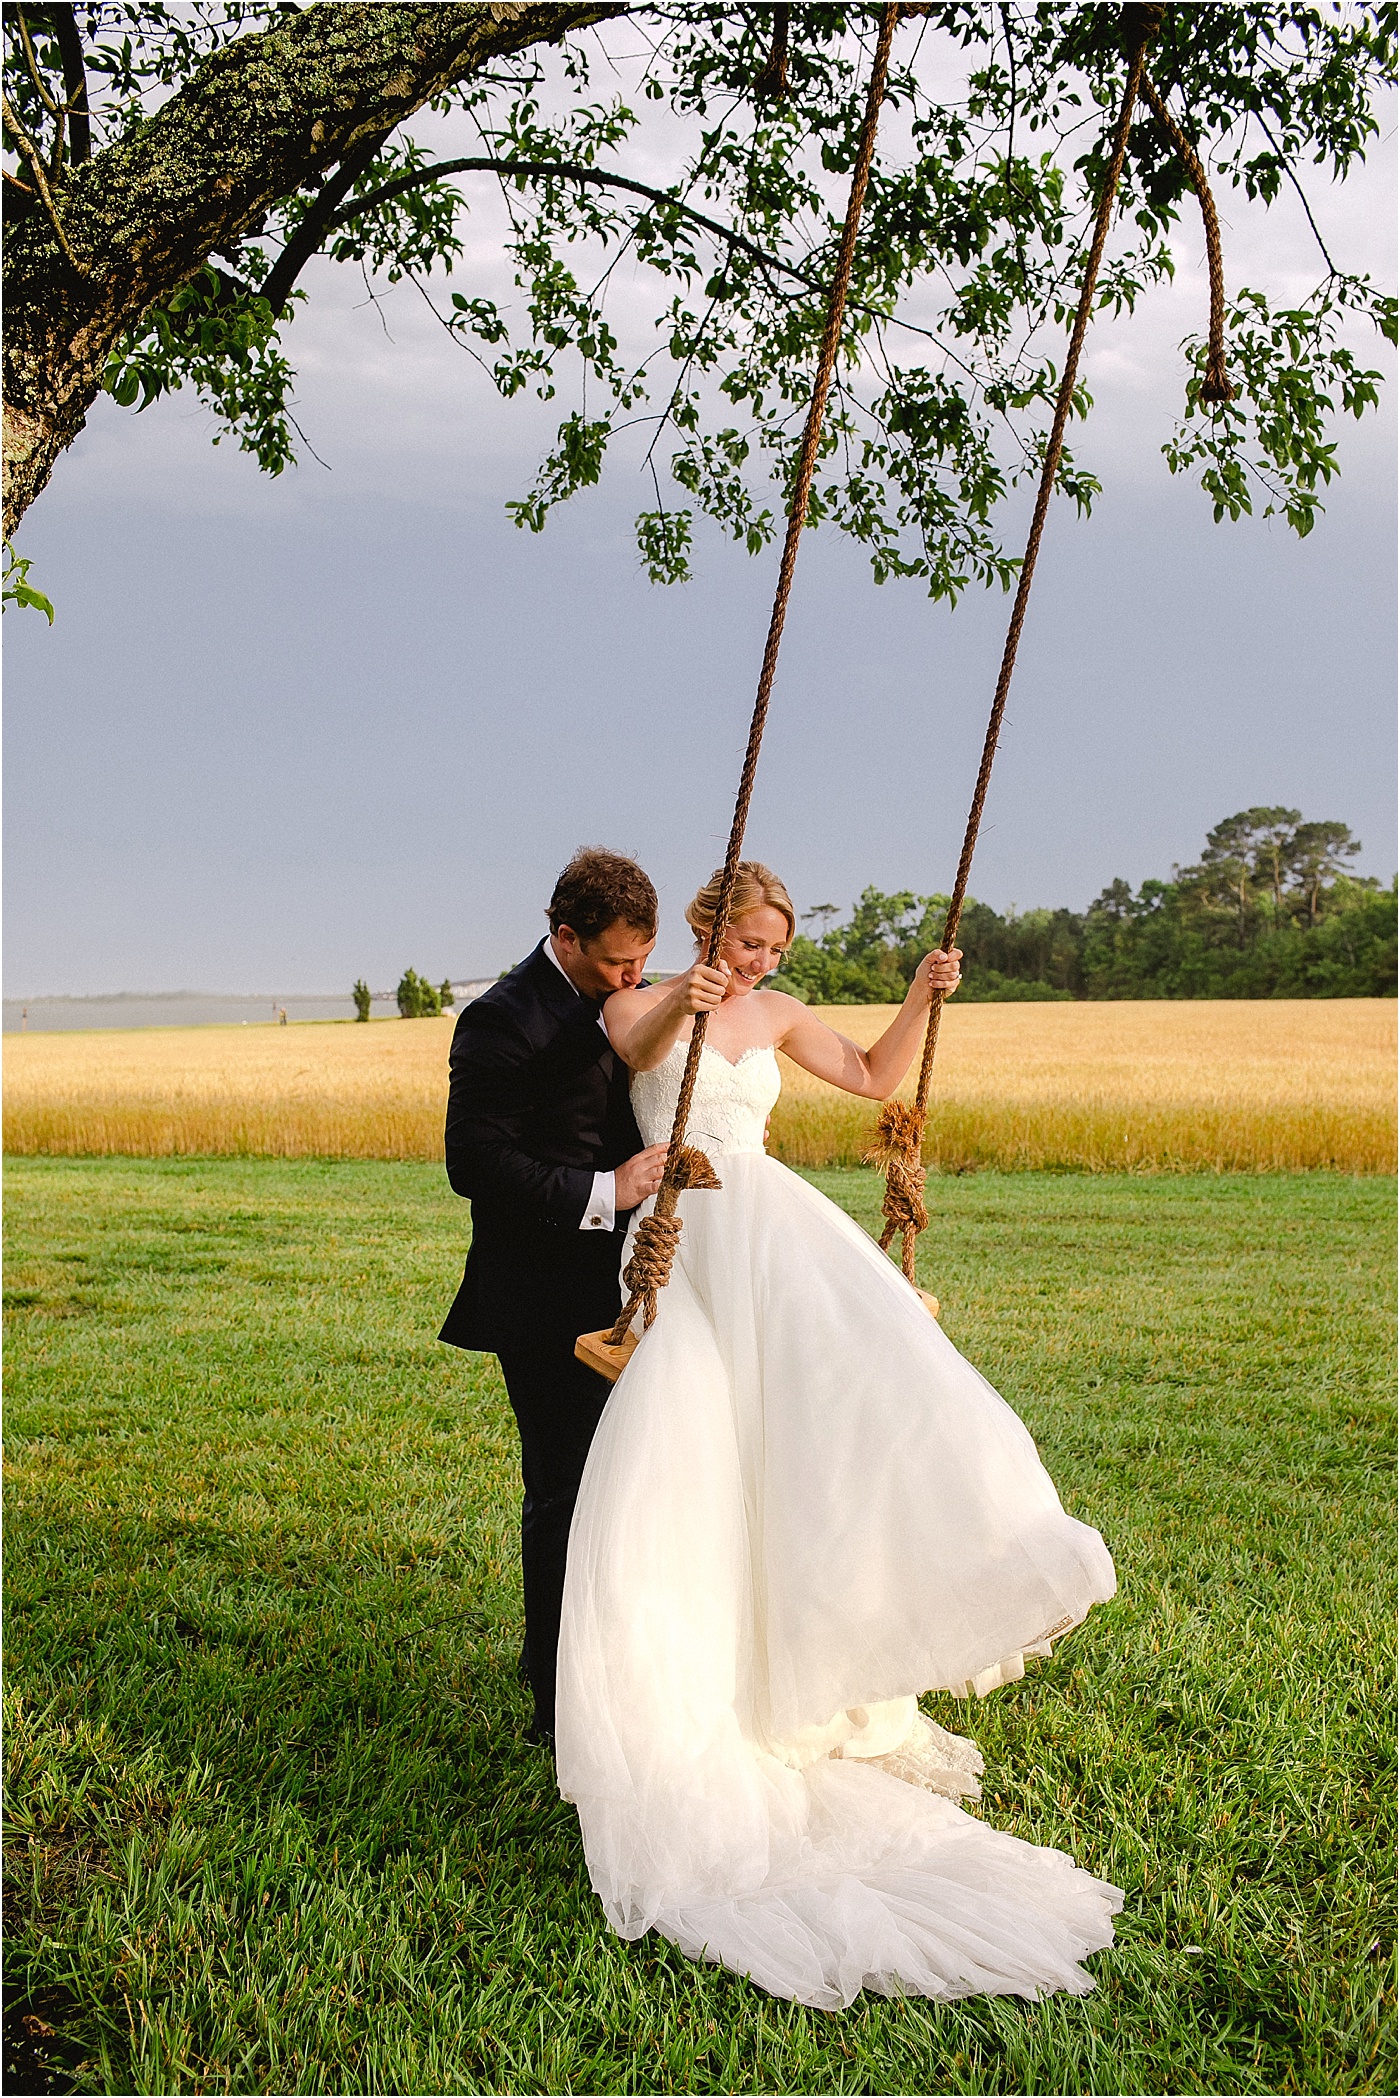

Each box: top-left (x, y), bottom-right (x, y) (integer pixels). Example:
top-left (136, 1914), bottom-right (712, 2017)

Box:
top-left (556, 1040), bottom-right (1122, 2009)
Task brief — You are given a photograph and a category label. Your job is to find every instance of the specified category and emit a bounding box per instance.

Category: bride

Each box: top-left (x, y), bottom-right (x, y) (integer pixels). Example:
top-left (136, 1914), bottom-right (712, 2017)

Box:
top-left (555, 861), bottom-right (1121, 2009)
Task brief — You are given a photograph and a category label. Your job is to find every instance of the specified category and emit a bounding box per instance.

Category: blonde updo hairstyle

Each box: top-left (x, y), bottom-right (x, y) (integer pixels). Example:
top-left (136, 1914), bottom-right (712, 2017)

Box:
top-left (685, 860), bottom-right (796, 954)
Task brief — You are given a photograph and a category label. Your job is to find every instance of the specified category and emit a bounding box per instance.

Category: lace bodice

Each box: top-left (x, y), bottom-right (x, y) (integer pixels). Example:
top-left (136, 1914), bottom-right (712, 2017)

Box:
top-left (630, 1038), bottom-right (781, 1157)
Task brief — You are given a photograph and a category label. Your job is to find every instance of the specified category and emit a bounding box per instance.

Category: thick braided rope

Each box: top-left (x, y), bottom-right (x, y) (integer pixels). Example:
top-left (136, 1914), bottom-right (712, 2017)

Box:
top-left (884, 1154), bottom-right (927, 1277)
top-left (867, 1101), bottom-right (929, 1275)
top-left (606, 4), bottom-right (901, 1348)
top-left (877, 8), bottom-right (1160, 1281)
top-left (619, 1213), bottom-right (682, 1331)
top-left (614, 1144), bottom-right (720, 1330)
top-left (1138, 70), bottom-right (1236, 403)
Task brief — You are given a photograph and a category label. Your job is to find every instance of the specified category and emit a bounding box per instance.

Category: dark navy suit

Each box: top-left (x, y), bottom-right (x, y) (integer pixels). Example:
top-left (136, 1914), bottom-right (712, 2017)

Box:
top-left (440, 941), bottom-right (644, 1732)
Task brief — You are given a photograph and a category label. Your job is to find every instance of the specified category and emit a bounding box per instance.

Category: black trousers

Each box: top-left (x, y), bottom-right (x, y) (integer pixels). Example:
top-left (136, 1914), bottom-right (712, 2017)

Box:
top-left (496, 1337), bottom-right (612, 1736)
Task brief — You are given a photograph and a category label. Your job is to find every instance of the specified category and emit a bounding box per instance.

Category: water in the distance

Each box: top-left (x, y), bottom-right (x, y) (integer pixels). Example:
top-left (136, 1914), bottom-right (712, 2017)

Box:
top-left (2, 987), bottom-right (496, 1033)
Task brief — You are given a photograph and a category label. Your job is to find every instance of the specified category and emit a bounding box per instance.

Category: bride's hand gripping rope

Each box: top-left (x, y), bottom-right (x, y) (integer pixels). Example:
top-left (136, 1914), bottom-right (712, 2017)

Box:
top-left (674, 960), bottom-right (730, 1014)
top-left (917, 949), bottom-right (963, 1001)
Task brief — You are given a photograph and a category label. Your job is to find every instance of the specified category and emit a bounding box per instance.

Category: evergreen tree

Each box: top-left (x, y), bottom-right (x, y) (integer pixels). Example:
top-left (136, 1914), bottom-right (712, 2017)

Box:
top-left (396, 969), bottom-right (442, 1018)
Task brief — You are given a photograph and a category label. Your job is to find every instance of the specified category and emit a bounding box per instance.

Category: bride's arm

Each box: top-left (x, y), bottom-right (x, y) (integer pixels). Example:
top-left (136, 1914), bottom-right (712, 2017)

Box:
top-left (604, 961), bottom-right (730, 1070)
top-left (771, 949), bottom-right (963, 1098)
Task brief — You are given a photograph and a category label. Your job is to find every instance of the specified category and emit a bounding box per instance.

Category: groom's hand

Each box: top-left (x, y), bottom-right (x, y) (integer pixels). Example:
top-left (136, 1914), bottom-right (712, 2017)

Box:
top-left (614, 1143), bottom-right (670, 1212)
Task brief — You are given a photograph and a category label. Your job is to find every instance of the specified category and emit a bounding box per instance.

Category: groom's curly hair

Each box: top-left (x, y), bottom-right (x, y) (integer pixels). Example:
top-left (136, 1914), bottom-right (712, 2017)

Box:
top-left (548, 848), bottom-right (658, 944)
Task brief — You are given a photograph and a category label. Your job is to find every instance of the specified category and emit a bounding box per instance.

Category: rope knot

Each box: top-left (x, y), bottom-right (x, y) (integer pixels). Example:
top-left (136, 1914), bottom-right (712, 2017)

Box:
top-left (606, 1145), bottom-right (724, 1346)
top-left (619, 1213), bottom-right (682, 1331)
top-left (866, 1100), bottom-right (928, 1282)
top-left (667, 1142), bottom-right (723, 1192)
top-left (1199, 356), bottom-right (1236, 405)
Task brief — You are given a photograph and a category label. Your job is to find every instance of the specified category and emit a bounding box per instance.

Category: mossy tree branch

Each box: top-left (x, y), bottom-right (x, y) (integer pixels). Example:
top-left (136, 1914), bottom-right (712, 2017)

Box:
top-left (2, 0), bottom-right (626, 536)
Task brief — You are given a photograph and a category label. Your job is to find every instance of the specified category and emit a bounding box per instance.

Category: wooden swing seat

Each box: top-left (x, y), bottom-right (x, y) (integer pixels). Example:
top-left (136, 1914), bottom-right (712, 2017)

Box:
top-left (575, 1326), bottom-right (640, 1382)
top-left (576, 1289), bottom-right (939, 1388)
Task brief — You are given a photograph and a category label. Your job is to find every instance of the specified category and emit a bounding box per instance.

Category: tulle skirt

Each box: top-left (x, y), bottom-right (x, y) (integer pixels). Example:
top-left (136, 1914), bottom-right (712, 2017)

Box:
top-left (556, 1153), bottom-right (1121, 2007)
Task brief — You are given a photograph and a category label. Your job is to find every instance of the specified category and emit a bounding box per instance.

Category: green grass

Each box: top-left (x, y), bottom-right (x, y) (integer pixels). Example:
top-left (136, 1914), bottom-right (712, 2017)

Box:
top-left (3, 1157), bottom-right (1395, 2097)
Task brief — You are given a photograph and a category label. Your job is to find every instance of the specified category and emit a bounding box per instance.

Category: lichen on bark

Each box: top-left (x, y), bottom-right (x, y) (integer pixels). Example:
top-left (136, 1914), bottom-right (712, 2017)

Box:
top-left (2, 1), bottom-right (626, 536)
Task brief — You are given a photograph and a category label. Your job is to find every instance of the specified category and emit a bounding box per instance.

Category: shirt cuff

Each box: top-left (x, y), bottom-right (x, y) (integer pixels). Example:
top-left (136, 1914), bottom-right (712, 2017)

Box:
top-left (579, 1169), bottom-right (616, 1232)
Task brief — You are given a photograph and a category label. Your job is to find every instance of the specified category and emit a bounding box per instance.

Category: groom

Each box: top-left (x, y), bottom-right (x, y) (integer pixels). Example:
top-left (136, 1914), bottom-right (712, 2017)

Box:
top-left (439, 848), bottom-right (669, 1741)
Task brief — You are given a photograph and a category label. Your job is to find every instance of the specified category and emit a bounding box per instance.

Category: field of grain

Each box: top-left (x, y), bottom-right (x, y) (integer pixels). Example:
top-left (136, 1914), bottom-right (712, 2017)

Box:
top-left (773, 999), bottom-right (1397, 1173)
top-left (3, 1000), bottom-right (1394, 1172)
top-left (2, 1014), bottom-right (456, 1163)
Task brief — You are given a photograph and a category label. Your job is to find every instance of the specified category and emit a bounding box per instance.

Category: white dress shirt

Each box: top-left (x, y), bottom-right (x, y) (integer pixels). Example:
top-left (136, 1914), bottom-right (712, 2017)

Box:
top-left (541, 937), bottom-right (617, 1232)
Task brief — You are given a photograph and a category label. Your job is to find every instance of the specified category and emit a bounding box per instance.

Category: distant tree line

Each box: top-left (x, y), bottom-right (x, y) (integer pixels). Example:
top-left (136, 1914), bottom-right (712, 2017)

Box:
top-left (351, 973), bottom-right (455, 1020)
top-left (773, 810), bottom-right (1397, 1004)
top-left (396, 971), bottom-right (455, 1018)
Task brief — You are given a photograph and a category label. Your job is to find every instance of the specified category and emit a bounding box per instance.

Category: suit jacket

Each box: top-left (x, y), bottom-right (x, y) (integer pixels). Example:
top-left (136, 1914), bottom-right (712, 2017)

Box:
top-left (438, 942), bottom-right (645, 1353)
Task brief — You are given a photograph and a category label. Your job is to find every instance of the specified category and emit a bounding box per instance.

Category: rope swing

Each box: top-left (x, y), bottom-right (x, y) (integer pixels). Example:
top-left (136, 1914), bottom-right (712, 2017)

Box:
top-left (576, 3), bottom-right (902, 1380)
top-left (870, 1), bottom-right (1235, 1281)
top-left (579, 3), bottom-right (1234, 1380)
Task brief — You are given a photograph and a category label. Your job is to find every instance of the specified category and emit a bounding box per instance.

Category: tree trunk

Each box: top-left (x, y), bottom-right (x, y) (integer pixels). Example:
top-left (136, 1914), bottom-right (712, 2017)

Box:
top-left (3, 1), bottom-right (626, 537)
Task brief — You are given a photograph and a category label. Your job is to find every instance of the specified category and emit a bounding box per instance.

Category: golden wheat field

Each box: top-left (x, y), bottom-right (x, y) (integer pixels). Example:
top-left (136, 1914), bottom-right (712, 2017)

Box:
top-left (3, 999), bottom-right (1394, 1173)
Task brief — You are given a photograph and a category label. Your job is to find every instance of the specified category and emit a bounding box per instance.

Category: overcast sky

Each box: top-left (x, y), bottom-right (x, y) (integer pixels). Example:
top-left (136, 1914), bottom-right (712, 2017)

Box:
top-left (4, 51), bottom-right (1394, 996)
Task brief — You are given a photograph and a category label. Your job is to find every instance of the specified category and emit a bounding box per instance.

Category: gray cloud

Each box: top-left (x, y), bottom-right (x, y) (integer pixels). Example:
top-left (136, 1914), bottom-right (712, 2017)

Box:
top-left (5, 68), bottom-right (1393, 995)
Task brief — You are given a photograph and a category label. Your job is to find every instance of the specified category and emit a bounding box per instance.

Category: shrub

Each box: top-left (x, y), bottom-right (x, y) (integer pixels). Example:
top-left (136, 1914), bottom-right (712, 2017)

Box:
top-left (396, 970), bottom-right (442, 1019)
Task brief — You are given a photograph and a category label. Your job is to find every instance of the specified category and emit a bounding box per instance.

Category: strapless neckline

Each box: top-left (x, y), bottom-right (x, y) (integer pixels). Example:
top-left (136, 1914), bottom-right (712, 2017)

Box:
top-left (631, 1038), bottom-right (782, 1157)
top-left (687, 1040), bottom-right (776, 1071)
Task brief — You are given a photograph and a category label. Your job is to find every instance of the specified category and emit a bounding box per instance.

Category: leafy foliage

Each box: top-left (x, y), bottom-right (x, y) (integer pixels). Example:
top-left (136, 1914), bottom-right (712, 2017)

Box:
top-left (772, 810), bottom-right (1397, 1003)
top-left (352, 979), bottom-right (372, 1023)
top-left (1165, 277), bottom-right (1395, 534)
top-left (2, 538), bottom-right (54, 622)
top-left (3, 4), bottom-right (1395, 594)
top-left (395, 968), bottom-right (443, 1019)
top-left (102, 265), bottom-right (301, 474)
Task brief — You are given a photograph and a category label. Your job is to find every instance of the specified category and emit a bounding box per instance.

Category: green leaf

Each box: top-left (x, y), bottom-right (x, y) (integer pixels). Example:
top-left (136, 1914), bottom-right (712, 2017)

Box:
top-left (2, 541), bottom-right (55, 624)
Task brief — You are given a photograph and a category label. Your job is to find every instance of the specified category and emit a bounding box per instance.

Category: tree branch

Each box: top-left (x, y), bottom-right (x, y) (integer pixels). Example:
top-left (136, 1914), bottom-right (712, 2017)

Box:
top-left (313, 153), bottom-right (832, 297)
top-left (271, 148), bottom-right (986, 384)
top-left (311, 152), bottom-right (994, 368)
top-left (3, 2), bottom-right (629, 536)
top-left (754, 4), bottom-right (789, 100)
top-left (14, 7), bottom-right (63, 119)
top-left (38, 4), bottom-right (91, 166)
top-left (1252, 110), bottom-right (1340, 279)
top-left (1, 89), bottom-right (82, 271)
top-left (12, 3), bottom-right (71, 180)
top-left (261, 129), bottom-right (395, 315)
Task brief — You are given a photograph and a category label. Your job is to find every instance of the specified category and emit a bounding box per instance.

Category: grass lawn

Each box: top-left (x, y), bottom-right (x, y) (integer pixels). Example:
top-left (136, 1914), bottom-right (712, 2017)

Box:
top-left (3, 1157), bottom-right (1395, 2097)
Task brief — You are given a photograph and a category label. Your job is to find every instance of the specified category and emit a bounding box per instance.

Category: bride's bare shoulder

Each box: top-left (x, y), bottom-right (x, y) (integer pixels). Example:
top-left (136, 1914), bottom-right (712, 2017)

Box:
top-left (602, 978), bottom-right (672, 1052)
top-left (754, 988), bottom-right (811, 1041)
top-left (607, 979), bottom-right (670, 1016)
